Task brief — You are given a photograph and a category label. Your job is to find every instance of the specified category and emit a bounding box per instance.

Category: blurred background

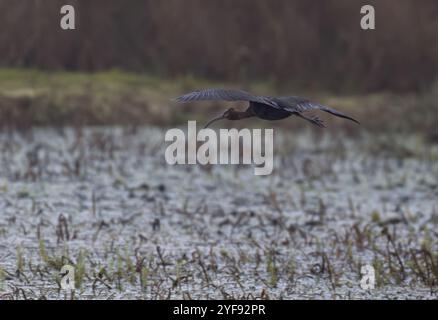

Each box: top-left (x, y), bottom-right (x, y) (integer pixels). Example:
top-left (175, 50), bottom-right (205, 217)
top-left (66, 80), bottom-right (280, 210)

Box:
top-left (0, 0), bottom-right (437, 135)
top-left (0, 1), bottom-right (437, 300)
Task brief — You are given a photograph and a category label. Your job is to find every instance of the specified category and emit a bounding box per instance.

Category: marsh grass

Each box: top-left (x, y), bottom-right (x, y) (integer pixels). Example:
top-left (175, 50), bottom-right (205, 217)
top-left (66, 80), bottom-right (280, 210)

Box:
top-left (0, 122), bottom-right (436, 299)
top-left (0, 68), bottom-right (437, 138)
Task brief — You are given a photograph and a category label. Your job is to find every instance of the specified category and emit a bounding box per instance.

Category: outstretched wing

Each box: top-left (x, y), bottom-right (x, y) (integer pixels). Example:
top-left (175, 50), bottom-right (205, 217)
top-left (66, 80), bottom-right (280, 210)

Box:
top-left (175, 89), bottom-right (359, 124)
top-left (174, 88), bottom-right (279, 108)
top-left (275, 96), bottom-right (360, 124)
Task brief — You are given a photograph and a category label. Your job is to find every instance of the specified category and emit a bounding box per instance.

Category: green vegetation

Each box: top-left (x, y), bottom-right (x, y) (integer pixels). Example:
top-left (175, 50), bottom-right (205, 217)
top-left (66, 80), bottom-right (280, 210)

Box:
top-left (0, 68), bottom-right (437, 136)
top-left (0, 126), bottom-right (435, 299)
top-left (0, 68), bottom-right (216, 127)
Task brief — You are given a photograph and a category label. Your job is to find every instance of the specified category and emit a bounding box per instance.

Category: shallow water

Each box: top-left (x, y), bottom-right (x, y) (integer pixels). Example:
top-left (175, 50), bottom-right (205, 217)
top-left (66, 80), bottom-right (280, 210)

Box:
top-left (0, 127), bottom-right (436, 299)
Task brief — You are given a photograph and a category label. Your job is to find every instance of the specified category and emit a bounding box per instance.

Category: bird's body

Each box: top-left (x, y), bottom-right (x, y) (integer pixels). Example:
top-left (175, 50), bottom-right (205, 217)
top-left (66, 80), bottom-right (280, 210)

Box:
top-left (249, 102), bottom-right (291, 120)
top-left (174, 88), bottom-right (359, 128)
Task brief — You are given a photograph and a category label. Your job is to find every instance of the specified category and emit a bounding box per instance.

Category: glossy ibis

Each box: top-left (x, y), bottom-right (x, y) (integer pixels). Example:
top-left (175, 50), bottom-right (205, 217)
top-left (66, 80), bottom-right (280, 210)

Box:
top-left (174, 88), bottom-right (359, 128)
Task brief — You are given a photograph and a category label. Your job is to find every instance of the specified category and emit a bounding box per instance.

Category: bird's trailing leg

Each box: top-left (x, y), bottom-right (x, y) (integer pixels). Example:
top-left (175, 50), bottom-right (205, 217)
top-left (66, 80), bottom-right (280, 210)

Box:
top-left (296, 113), bottom-right (326, 128)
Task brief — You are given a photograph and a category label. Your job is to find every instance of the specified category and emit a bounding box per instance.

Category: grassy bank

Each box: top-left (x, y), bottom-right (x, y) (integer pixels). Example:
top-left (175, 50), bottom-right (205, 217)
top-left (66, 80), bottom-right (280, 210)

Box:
top-left (0, 69), bottom-right (437, 137)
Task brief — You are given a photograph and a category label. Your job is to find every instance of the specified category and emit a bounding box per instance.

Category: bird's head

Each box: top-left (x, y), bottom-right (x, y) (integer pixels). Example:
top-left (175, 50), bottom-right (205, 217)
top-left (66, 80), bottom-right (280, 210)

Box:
top-left (222, 108), bottom-right (235, 119)
top-left (204, 108), bottom-right (235, 128)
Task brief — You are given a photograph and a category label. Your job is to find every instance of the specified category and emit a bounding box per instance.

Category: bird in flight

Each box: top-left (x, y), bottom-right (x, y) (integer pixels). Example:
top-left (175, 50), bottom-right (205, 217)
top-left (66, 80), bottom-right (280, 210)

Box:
top-left (174, 88), bottom-right (359, 128)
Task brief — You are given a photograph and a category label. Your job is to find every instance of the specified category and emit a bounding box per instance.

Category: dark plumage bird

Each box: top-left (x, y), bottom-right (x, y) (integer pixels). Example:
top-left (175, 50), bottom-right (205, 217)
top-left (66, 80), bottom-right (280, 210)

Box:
top-left (174, 88), bottom-right (359, 128)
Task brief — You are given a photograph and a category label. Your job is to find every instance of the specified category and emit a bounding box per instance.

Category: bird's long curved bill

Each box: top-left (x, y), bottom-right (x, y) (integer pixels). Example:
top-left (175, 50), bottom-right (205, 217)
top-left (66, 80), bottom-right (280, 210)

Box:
top-left (204, 115), bottom-right (225, 129)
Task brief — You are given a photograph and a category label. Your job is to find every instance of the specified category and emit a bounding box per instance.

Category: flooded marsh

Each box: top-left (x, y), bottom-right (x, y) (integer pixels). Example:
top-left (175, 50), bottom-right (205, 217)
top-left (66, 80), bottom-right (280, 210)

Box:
top-left (0, 127), bottom-right (437, 299)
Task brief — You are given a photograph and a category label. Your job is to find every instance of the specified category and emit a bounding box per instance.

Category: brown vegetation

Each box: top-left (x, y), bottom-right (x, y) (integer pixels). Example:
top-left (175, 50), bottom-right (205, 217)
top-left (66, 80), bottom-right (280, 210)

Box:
top-left (1, 0), bottom-right (438, 92)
